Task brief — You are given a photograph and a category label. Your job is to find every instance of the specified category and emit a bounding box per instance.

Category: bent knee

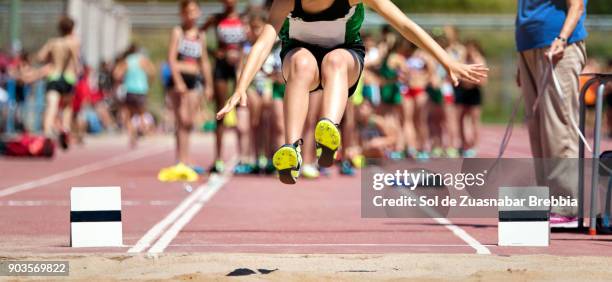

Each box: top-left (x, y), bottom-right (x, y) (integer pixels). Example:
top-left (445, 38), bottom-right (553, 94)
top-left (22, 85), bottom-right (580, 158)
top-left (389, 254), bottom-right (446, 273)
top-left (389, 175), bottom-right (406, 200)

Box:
top-left (321, 50), bottom-right (351, 72)
top-left (287, 51), bottom-right (318, 77)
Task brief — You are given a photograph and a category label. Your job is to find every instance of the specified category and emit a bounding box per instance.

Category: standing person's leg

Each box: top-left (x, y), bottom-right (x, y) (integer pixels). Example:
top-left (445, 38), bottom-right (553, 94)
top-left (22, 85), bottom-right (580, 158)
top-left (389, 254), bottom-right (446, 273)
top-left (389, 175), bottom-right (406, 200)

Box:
top-left (402, 98), bottom-right (417, 157)
top-left (539, 42), bottom-right (586, 218)
top-left (213, 78), bottom-right (229, 170)
top-left (316, 49), bottom-right (361, 167)
top-left (468, 106), bottom-right (481, 150)
top-left (414, 92), bottom-right (429, 157)
top-left (43, 90), bottom-right (60, 135)
top-left (273, 48), bottom-right (319, 184)
top-left (125, 98), bottom-right (137, 148)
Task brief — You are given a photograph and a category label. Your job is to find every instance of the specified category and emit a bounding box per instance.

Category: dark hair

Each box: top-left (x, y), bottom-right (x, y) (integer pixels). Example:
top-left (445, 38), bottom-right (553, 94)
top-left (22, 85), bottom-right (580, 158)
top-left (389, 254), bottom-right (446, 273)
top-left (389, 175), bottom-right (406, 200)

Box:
top-left (465, 39), bottom-right (485, 56)
top-left (126, 43), bottom-right (139, 55)
top-left (180, 0), bottom-right (198, 11)
top-left (58, 16), bottom-right (75, 36)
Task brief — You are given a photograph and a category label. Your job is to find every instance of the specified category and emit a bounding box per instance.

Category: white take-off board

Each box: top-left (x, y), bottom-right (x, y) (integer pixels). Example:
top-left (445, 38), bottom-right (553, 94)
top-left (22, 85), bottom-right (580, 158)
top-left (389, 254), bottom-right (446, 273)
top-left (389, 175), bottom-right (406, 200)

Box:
top-left (70, 187), bottom-right (123, 247)
top-left (498, 186), bottom-right (550, 247)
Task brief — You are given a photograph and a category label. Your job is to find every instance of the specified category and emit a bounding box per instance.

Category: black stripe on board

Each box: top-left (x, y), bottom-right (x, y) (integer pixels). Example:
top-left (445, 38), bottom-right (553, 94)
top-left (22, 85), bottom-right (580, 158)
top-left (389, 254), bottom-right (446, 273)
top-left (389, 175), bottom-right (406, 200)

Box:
top-left (499, 210), bottom-right (549, 222)
top-left (70, 210), bottom-right (121, 222)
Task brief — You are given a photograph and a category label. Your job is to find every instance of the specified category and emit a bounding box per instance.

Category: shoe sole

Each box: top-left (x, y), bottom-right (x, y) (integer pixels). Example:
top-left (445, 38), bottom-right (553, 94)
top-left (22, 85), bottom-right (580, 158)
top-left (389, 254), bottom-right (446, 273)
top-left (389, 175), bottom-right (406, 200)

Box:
top-left (273, 146), bottom-right (299, 185)
top-left (315, 120), bottom-right (340, 168)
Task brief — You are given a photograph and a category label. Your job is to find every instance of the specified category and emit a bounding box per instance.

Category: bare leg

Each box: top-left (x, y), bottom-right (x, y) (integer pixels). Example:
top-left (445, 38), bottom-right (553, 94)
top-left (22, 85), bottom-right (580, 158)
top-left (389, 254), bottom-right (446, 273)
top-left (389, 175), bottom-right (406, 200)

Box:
top-left (173, 90), bottom-right (199, 164)
top-left (459, 105), bottom-right (469, 150)
top-left (402, 98), bottom-right (418, 151)
top-left (214, 80), bottom-right (229, 161)
top-left (320, 49), bottom-right (360, 124)
top-left (43, 91), bottom-right (60, 135)
top-left (413, 93), bottom-right (429, 151)
top-left (468, 106), bottom-right (481, 149)
top-left (281, 48), bottom-right (320, 144)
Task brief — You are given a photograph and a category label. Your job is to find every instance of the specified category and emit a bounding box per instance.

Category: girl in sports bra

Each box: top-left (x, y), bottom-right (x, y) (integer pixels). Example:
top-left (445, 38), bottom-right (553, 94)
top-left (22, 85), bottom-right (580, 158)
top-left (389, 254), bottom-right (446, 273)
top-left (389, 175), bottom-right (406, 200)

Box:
top-left (201, 0), bottom-right (247, 174)
top-left (216, 0), bottom-right (488, 185)
top-left (158, 0), bottom-right (214, 182)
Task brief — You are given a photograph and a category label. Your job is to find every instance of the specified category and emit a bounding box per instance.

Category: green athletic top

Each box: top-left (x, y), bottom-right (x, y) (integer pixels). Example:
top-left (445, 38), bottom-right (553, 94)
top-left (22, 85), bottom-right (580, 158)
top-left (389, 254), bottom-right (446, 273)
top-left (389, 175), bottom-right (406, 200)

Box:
top-left (279, 0), bottom-right (365, 49)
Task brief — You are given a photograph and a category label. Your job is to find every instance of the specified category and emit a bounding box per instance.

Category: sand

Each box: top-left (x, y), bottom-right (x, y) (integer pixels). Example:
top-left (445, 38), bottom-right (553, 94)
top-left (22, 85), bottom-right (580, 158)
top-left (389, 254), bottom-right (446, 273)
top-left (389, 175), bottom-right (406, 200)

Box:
top-left (2, 253), bottom-right (611, 281)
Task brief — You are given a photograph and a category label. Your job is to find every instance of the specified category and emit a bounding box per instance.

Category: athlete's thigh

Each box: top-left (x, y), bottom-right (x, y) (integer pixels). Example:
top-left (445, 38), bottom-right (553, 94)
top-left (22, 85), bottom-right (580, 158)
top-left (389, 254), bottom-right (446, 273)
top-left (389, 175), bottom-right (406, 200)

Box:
top-left (281, 47), bottom-right (320, 89)
top-left (321, 48), bottom-right (360, 87)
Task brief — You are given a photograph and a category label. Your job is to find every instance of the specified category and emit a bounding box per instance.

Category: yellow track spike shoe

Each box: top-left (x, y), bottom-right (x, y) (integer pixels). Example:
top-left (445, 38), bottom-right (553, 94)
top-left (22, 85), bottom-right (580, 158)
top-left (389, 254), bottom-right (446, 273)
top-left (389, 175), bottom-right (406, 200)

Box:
top-left (272, 139), bottom-right (303, 185)
top-left (315, 118), bottom-right (341, 168)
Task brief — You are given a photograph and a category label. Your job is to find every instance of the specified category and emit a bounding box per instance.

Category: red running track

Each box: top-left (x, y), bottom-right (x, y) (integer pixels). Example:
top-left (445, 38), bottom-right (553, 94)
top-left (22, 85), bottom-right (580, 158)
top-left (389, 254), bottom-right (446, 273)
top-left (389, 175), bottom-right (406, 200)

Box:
top-left (0, 126), bottom-right (611, 256)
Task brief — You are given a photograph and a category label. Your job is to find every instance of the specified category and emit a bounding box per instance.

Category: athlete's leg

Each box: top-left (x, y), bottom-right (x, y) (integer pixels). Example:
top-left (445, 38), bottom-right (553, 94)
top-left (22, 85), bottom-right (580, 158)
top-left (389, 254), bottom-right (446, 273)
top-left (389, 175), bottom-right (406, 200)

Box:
top-left (320, 49), bottom-right (360, 123)
top-left (402, 98), bottom-right (417, 152)
top-left (214, 79), bottom-right (229, 161)
top-left (468, 106), bottom-right (481, 149)
top-left (173, 90), bottom-right (198, 164)
top-left (413, 93), bottom-right (429, 152)
top-left (302, 90), bottom-right (322, 177)
top-left (459, 105), bottom-right (469, 150)
top-left (43, 90), bottom-right (60, 135)
top-left (281, 48), bottom-right (320, 144)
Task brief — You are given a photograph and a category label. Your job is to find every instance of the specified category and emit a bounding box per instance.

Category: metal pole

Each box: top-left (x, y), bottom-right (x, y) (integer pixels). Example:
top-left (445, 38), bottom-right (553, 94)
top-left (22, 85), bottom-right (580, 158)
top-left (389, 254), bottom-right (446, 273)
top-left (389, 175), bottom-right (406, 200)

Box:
top-left (9, 0), bottom-right (21, 53)
top-left (589, 81), bottom-right (606, 235)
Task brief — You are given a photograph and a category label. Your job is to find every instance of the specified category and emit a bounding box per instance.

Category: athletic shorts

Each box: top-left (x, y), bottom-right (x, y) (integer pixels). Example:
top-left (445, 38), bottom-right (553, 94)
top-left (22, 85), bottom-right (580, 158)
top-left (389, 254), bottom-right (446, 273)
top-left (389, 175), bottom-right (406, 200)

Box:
top-left (454, 86), bottom-right (482, 106)
top-left (404, 87), bottom-right (425, 99)
top-left (168, 73), bottom-right (202, 90)
top-left (272, 82), bottom-right (285, 100)
top-left (125, 93), bottom-right (147, 109)
top-left (280, 41), bottom-right (365, 97)
top-left (380, 83), bottom-right (402, 105)
top-left (46, 79), bottom-right (74, 95)
top-left (214, 58), bottom-right (237, 81)
top-left (427, 86), bottom-right (443, 105)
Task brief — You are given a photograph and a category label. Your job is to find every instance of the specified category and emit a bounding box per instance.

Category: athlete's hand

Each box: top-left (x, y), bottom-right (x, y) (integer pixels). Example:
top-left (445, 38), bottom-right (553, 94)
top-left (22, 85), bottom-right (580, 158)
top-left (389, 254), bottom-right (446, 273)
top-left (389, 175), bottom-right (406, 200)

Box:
top-left (175, 82), bottom-right (187, 94)
top-left (446, 62), bottom-right (489, 86)
top-left (216, 90), bottom-right (247, 120)
top-left (204, 85), bottom-right (213, 100)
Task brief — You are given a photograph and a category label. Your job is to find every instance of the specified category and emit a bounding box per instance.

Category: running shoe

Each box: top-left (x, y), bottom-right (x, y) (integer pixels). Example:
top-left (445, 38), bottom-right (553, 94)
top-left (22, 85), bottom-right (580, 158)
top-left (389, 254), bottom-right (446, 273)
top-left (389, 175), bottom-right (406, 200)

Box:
top-left (157, 163), bottom-right (199, 182)
top-left (351, 154), bottom-right (366, 169)
top-left (445, 147), bottom-right (460, 158)
top-left (431, 147), bottom-right (444, 158)
top-left (302, 164), bottom-right (320, 179)
top-left (550, 213), bottom-right (578, 228)
top-left (388, 151), bottom-right (405, 161)
top-left (462, 149), bottom-right (477, 158)
top-left (58, 130), bottom-right (70, 150)
top-left (314, 118), bottom-right (341, 168)
top-left (272, 139), bottom-right (303, 185)
top-left (406, 147), bottom-right (418, 159)
top-left (210, 160), bottom-right (225, 174)
top-left (416, 151), bottom-right (430, 162)
top-left (233, 162), bottom-right (255, 175)
top-left (339, 160), bottom-right (355, 176)
top-left (190, 165), bottom-right (206, 175)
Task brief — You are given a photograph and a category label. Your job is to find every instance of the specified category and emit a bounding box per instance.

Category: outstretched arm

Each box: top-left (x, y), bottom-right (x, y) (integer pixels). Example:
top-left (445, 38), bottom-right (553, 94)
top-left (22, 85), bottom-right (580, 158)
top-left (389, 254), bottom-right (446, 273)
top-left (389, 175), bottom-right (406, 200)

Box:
top-left (216, 0), bottom-right (292, 120)
top-left (363, 0), bottom-right (488, 85)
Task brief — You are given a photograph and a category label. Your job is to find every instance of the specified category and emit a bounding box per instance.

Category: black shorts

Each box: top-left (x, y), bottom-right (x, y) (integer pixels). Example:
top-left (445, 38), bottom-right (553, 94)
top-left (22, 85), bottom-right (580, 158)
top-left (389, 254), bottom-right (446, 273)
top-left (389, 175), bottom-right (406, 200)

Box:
top-left (455, 86), bottom-right (482, 106)
top-left (125, 93), bottom-right (147, 109)
top-left (168, 73), bottom-right (201, 90)
top-left (46, 79), bottom-right (74, 95)
top-left (214, 58), bottom-right (237, 81)
top-left (280, 42), bottom-right (365, 97)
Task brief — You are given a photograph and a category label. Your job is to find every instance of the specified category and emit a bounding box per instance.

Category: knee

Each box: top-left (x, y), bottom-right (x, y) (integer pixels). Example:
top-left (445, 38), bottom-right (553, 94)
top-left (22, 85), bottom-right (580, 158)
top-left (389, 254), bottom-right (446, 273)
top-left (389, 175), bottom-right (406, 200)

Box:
top-left (321, 51), bottom-right (349, 73)
top-left (289, 53), bottom-right (318, 77)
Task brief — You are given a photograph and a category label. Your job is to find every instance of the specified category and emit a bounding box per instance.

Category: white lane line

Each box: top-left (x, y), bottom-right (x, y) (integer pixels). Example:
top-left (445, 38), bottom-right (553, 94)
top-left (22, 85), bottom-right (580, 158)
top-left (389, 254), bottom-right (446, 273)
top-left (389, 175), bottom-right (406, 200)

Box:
top-left (0, 146), bottom-right (168, 198)
top-left (147, 174), bottom-right (230, 254)
top-left (0, 200), bottom-right (176, 207)
top-left (167, 243), bottom-right (496, 247)
top-left (433, 217), bottom-right (491, 255)
top-left (127, 179), bottom-right (213, 253)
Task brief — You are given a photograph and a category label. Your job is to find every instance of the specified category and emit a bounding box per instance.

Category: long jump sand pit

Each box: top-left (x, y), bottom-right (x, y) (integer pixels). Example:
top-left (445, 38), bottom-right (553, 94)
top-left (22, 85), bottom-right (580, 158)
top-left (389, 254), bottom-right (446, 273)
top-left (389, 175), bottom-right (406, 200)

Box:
top-left (4, 253), bottom-right (612, 281)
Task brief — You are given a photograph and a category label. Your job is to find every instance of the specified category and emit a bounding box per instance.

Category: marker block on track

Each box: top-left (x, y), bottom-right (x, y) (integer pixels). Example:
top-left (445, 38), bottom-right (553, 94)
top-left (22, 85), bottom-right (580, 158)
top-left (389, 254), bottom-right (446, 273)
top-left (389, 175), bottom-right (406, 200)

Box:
top-left (70, 187), bottom-right (123, 247)
top-left (498, 186), bottom-right (549, 247)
